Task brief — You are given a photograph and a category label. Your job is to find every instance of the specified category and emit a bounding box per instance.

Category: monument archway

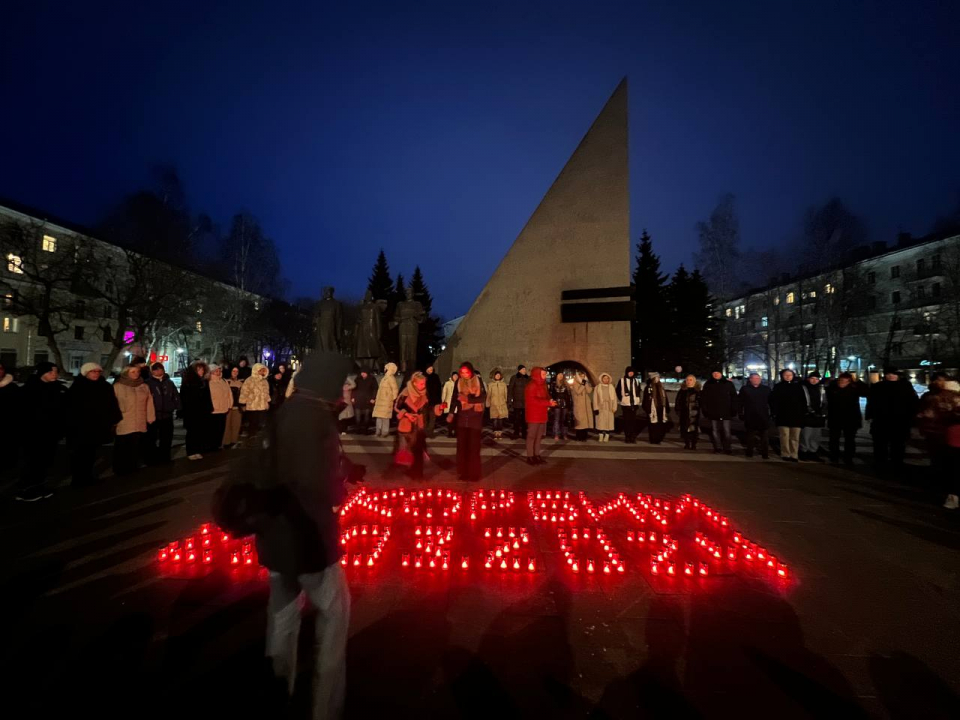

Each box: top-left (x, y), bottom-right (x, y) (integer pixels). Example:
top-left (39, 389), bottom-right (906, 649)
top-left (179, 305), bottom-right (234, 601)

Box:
top-left (546, 360), bottom-right (597, 387)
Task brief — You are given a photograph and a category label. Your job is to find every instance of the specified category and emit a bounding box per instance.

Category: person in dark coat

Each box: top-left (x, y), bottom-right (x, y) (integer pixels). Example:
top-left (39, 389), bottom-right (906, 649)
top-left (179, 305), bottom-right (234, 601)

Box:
top-left (507, 365), bottom-right (531, 439)
top-left (865, 366), bottom-right (919, 467)
top-left (616, 366), bottom-right (643, 443)
top-left (700, 370), bottom-right (738, 454)
top-left (800, 372), bottom-right (828, 461)
top-left (67, 363), bottom-right (122, 486)
top-left (769, 369), bottom-right (807, 462)
top-left (738, 372), bottom-right (772, 459)
top-left (826, 372), bottom-right (867, 465)
top-left (351, 369), bottom-right (378, 435)
top-left (449, 361), bottom-right (486, 481)
top-left (641, 372), bottom-right (669, 444)
top-left (144, 362), bottom-right (181, 464)
top-left (242, 352), bottom-right (353, 718)
top-left (424, 364), bottom-right (443, 439)
top-left (269, 363), bottom-right (293, 408)
top-left (550, 373), bottom-right (573, 440)
top-left (180, 361), bottom-right (213, 460)
top-left (0, 362), bottom-right (22, 470)
top-left (236, 355), bottom-right (252, 381)
top-left (675, 375), bottom-right (701, 450)
top-left (16, 361), bottom-right (68, 501)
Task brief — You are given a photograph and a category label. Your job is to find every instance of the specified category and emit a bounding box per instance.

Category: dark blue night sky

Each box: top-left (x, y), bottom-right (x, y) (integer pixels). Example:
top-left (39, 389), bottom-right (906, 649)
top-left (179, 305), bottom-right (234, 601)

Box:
top-left (2, 2), bottom-right (957, 317)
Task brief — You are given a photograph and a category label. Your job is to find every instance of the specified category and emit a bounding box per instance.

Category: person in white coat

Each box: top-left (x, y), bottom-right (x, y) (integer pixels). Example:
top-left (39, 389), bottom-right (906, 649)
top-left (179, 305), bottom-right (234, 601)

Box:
top-left (372, 363), bottom-right (399, 437)
top-left (593, 372), bottom-right (617, 442)
top-left (441, 371), bottom-right (458, 438)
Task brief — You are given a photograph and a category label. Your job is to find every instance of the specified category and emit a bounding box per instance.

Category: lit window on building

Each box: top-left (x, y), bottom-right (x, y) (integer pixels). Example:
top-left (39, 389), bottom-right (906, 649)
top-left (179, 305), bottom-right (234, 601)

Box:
top-left (196, 321), bottom-right (203, 333)
top-left (773, 296), bottom-right (780, 305)
top-left (786, 292), bottom-right (795, 304)
top-left (254, 300), bottom-right (260, 310)
top-left (3, 292), bottom-right (13, 308)
top-left (824, 283), bottom-right (835, 294)
top-left (2, 317), bottom-right (18, 333)
top-left (761, 316), bottom-right (768, 327)
top-left (725, 308), bottom-right (732, 317)
top-left (808, 290), bottom-right (817, 298)
top-left (7, 254), bottom-right (24, 274)
top-left (42, 235), bottom-right (57, 252)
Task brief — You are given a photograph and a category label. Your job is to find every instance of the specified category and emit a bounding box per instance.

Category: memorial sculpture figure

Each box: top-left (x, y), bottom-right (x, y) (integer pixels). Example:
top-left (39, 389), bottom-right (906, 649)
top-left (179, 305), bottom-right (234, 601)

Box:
top-left (391, 286), bottom-right (425, 373)
top-left (354, 290), bottom-right (388, 370)
top-left (316, 287), bottom-right (343, 352)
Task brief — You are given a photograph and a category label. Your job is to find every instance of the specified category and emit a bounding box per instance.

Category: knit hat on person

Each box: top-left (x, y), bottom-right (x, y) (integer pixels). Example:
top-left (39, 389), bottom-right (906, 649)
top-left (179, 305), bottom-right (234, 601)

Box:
top-left (35, 361), bottom-right (56, 376)
top-left (647, 371), bottom-right (660, 380)
top-left (517, 364), bottom-right (526, 372)
top-left (80, 362), bottom-right (102, 377)
top-left (883, 366), bottom-right (900, 376)
top-left (808, 371), bottom-right (822, 379)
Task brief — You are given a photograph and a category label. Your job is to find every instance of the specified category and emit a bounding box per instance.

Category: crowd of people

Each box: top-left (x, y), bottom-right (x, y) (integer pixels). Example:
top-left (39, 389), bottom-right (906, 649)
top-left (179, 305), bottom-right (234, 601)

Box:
top-left (329, 361), bottom-right (959, 509)
top-left (2, 355), bottom-right (299, 502)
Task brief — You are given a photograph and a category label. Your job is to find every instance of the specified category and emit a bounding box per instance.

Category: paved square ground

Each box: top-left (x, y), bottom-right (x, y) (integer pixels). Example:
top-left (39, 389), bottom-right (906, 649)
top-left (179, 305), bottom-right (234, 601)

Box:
top-left (2, 430), bottom-right (958, 718)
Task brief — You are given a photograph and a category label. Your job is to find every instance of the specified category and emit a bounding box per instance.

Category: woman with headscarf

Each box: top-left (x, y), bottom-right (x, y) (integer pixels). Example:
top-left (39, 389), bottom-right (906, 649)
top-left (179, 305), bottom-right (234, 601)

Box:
top-left (113, 364), bottom-right (156, 475)
top-left (570, 371), bottom-right (594, 441)
top-left (551, 373), bottom-right (572, 441)
top-left (393, 371), bottom-right (432, 479)
top-left (449, 361), bottom-right (486, 481)
top-left (372, 362), bottom-right (399, 437)
top-left (239, 362), bottom-right (271, 436)
top-left (593, 372), bottom-right (617, 442)
top-left (524, 367), bottom-right (555, 464)
top-left (207, 364), bottom-right (233, 452)
top-left (675, 374), bottom-right (702, 450)
top-left (642, 372), bottom-right (669, 445)
top-left (223, 365), bottom-right (244, 448)
top-left (67, 362), bottom-right (122, 486)
top-left (486, 369), bottom-right (509, 440)
top-left (181, 361), bottom-right (213, 460)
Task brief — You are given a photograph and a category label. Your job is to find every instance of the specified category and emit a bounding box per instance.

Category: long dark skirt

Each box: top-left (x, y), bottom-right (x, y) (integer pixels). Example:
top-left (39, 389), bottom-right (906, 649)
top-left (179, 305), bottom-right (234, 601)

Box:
top-left (456, 427), bottom-right (482, 481)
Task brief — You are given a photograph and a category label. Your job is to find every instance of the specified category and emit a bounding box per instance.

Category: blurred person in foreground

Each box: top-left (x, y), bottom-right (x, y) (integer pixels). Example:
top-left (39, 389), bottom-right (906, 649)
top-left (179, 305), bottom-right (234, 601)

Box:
top-left (218, 352), bottom-right (356, 718)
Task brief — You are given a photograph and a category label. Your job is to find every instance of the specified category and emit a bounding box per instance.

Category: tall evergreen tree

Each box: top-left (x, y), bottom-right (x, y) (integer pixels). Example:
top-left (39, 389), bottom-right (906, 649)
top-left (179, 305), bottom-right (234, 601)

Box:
top-left (367, 249), bottom-right (394, 302)
top-left (410, 266), bottom-right (444, 367)
top-left (668, 266), bottom-right (722, 376)
top-left (632, 229), bottom-right (669, 374)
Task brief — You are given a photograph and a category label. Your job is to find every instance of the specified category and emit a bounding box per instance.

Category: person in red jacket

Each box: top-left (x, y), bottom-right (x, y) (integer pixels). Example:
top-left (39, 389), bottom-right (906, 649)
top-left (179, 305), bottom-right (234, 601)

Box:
top-left (524, 367), bottom-right (556, 465)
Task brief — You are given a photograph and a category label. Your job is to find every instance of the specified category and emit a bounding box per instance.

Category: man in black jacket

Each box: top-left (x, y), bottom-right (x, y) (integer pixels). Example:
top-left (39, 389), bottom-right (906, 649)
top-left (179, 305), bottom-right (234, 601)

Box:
top-left (826, 372), bottom-right (867, 465)
top-left (252, 352), bottom-right (353, 718)
top-left (507, 365), bottom-right (530, 439)
top-left (351, 369), bottom-right (378, 435)
top-left (865, 366), bottom-right (919, 467)
top-left (738, 372), bottom-right (771, 458)
top-left (424, 364), bottom-right (443, 438)
top-left (770, 369), bottom-right (807, 462)
top-left (145, 362), bottom-right (181, 464)
top-left (700, 370), bottom-right (738, 454)
top-left (800, 372), bottom-right (827, 461)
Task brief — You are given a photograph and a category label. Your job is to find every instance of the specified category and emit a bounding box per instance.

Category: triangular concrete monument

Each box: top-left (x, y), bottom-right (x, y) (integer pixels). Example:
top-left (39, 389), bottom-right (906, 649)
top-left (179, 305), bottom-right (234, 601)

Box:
top-left (439, 79), bottom-right (632, 381)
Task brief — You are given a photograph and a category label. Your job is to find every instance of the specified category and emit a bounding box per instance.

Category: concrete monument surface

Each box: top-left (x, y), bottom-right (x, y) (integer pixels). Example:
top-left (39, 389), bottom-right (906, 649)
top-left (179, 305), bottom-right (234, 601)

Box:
top-left (439, 79), bottom-right (632, 381)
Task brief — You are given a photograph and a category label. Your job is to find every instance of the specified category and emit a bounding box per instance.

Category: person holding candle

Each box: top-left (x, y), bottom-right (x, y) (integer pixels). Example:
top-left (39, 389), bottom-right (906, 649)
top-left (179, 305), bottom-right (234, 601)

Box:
top-left (616, 366), bottom-right (643, 443)
top-left (449, 361), bottom-right (486, 480)
top-left (393, 371), bottom-right (433, 478)
top-left (769, 369), bottom-right (807, 462)
top-left (524, 366), bottom-right (555, 463)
